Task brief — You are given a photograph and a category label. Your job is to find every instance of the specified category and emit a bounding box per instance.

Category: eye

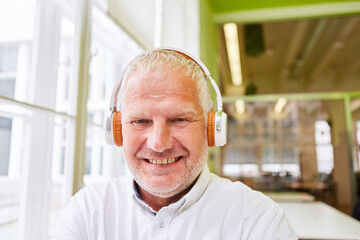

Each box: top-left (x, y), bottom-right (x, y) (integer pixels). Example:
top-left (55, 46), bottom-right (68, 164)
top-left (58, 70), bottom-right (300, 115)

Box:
top-left (135, 119), bottom-right (148, 123)
top-left (175, 118), bottom-right (186, 122)
top-left (170, 118), bottom-right (191, 127)
top-left (131, 119), bottom-right (152, 129)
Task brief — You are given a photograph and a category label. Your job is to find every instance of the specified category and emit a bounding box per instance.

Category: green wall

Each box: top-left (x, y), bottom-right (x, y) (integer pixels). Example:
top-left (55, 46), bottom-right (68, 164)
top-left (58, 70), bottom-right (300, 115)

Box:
top-left (199, 0), bottom-right (222, 173)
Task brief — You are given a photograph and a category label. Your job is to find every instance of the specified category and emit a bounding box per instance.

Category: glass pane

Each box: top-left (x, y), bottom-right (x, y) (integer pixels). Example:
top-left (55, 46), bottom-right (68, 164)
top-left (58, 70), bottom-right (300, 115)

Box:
top-left (261, 120), bottom-right (275, 141)
top-left (282, 147), bottom-right (298, 164)
top-left (49, 116), bottom-right (74, 237)
top-left (0, 116), bottom-right (17, 239)
top-left (315, 120), bottom-right (331, 144)
top-left (281, 119), bottom-right (297, 141)
top-left (48, 14), bottom-right (76, 238)
top-left (316, 145), bottom-right (334, 174)
top-left (0, 0), bottom-right (35, 103)
top-left (243, 120), bottom-right (256, 140)
top-left (223, 100), bottom-right (331, 183)
top-left (0, 46), bottom-right (18, 98)
top-left (0, 46), bottom-right (18, 72)
top-left (262, 146), bottom-right (279, 164)
top-left (0, 0), bottom-right (36, 238)
top-left (352, 99), bottom-right (360, 172)
top-left (55, 17), bottom-right (75, 114)
top-left (223, 163), bottom-right (259, 177)
top-left (0, 110), bottom-right (27, 239)
top-left (0, 116), bottom-right (12, 175)
top-left (357, 120), bottom-right (360, 171)
top-left (314, 120), bottom-right (334, 174)
top-left (0, 77), bottom-right (16, 98)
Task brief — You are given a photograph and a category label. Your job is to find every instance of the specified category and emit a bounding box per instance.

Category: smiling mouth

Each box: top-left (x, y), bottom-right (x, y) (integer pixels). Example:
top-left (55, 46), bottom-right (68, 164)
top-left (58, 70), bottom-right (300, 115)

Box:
top-left (145, 156), bottom-right (181, 165)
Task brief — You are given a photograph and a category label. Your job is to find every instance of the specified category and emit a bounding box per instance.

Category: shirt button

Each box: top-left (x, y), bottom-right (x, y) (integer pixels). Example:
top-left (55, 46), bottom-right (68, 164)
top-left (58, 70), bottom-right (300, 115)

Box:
top-left (158, 220), bottom-right (163, 228)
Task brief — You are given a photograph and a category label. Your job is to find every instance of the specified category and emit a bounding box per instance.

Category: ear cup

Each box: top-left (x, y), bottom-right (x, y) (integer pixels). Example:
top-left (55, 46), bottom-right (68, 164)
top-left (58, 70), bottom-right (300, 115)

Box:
top-left (112, 111), bottom-right (123, 146)
top-left (207, 110), bottom-right (216, 147)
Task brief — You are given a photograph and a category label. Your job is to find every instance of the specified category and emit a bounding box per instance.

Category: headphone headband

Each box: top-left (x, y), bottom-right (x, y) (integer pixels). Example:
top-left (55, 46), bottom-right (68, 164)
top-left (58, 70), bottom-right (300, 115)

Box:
top-left (109, 47), bottom-right (223, 114)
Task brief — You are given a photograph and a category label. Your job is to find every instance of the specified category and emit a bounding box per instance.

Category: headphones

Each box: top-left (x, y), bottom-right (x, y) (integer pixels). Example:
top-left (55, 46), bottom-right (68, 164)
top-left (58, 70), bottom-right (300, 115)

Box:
top-left (104, 47), bottom-right (227, 147)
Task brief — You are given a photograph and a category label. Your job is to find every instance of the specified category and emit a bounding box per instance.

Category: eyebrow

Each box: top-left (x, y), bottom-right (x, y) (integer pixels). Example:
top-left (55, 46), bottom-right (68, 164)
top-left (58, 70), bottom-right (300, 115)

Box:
top-left (170, 108), bottom-right (199, 117)
top-left (124, 107), bottom-right (200, 119)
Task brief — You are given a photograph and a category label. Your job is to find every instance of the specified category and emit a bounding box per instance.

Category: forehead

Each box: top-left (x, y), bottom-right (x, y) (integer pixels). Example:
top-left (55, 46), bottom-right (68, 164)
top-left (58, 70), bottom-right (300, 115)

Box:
top-left (122, 69), bottom-right (198, 99)
top-left (120, 69), bottom-right (203, 116)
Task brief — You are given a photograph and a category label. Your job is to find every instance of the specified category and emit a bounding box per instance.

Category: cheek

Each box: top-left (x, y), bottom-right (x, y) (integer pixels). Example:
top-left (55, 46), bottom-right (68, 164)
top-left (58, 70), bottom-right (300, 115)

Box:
top-left (122, 127), bottom-right (143, 154)
top-left (179, 124), bottom-right (207, 150)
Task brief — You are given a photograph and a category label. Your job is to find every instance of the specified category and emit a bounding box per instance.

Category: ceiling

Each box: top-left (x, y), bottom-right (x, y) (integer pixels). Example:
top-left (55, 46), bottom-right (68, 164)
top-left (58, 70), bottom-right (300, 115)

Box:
top-left (217, 15), bottom-right (360, 96)
top-left (209, 0), bottom-right (360, 14)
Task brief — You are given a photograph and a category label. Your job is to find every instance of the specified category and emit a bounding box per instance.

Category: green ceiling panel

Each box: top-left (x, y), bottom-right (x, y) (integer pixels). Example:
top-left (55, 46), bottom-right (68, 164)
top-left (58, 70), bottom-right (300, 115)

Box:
top-left (210, 0), bottom-right (360, 13)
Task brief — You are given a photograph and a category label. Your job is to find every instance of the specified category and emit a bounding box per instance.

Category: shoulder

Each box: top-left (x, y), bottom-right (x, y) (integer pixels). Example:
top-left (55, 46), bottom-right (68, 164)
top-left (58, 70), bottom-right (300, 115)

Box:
top-left (72, 176), bottom-right (133, 209)
top-left (205, 174), bottom-right (285, 221)
top-left (208, 173), bottom-right (273, 204)
top-left (52, 176), bottom-right (134, 238)
top-left (206, 174), bottom-right (297, 239)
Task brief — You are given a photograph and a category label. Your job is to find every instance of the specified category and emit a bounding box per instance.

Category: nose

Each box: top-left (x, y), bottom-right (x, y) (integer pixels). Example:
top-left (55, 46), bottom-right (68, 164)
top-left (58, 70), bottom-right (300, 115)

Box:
top-left (147, 120), bottom-right (174, 152)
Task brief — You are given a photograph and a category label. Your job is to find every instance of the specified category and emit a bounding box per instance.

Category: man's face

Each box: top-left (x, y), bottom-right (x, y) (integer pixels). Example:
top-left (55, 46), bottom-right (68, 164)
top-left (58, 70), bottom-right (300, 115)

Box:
top-left (121, 69), bottom-right (208, 198)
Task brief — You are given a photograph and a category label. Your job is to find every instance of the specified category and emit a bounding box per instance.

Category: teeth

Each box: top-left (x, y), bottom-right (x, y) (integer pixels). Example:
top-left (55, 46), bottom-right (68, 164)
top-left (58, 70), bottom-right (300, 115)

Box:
top-left (148, 157), bottom-right (179, 165)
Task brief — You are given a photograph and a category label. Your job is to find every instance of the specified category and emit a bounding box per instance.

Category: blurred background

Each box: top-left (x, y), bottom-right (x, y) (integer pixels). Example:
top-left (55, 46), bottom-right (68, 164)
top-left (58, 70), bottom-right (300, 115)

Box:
top-left (0, 0), bottom-right (360, 239)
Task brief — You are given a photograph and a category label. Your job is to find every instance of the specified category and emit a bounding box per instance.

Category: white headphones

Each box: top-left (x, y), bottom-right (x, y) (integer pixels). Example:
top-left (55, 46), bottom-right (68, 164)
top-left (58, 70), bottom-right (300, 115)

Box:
top-left (104, 47), bottom-right (227, 147)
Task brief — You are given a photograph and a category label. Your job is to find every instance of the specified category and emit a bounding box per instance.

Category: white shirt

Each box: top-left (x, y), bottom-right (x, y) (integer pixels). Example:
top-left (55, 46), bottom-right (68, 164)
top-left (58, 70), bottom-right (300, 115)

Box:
top-left (52, 165), bottom-right (298, 240)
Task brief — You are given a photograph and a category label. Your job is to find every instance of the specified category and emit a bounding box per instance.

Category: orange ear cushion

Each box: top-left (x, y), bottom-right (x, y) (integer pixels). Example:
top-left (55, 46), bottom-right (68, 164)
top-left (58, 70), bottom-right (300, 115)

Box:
top-left (112, 111), bottom-right (123, 146)
top-left (207, 110), bottom-right (216, 147)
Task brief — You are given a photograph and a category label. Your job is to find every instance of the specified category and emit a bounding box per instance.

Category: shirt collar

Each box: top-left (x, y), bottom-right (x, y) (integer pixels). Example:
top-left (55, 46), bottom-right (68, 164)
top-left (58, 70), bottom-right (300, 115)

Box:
top-left (179, 164), bottom-right (210, 212)
top-left (132, 181), bottom-right (158, 215)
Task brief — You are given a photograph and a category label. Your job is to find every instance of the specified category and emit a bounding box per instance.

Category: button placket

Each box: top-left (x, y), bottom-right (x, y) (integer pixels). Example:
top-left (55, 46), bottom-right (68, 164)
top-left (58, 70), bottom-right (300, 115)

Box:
top-left (150, 208), bottom-right (174, 238)
top-left (158, 220), bottom-right (164, 228)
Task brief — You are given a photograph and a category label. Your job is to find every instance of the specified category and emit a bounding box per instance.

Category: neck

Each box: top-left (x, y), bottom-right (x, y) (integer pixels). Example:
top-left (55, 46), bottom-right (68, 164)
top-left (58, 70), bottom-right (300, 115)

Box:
top-left (138, 181), bottom-right (197, 212)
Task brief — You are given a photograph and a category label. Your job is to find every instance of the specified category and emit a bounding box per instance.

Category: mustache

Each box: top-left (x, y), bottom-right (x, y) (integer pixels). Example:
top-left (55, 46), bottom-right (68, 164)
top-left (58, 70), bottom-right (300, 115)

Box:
top-left (136, 149), bottom-right (188, 159)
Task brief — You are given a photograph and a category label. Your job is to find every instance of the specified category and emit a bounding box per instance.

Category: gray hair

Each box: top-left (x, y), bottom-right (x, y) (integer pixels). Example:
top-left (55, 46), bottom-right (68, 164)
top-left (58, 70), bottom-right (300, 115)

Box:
top-left (119, 49), bottom-right (213, 116)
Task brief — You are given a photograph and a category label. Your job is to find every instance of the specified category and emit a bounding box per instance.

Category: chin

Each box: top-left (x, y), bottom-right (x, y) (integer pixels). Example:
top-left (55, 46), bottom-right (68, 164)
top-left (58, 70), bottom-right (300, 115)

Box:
top-left (139, 179), bottom-right (189, 198)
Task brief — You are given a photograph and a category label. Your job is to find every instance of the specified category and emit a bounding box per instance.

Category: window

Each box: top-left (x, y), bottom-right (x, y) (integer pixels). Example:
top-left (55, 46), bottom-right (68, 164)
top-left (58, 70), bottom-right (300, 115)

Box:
top-left (0, 116), bottom-right (12, 175)
top-left (0, 1), bottom-right (142, 239)
top-left (223, 115), bottom-right (300, 178)
top-left (223, 145), bottom-right (259, 177)
top-left (0, 46), bottom-right (17, 98)
top-left (0, 0), bottom-right (36, 237)
top-left (356, 120), bottom-right (360, 171)
top-left (315, 120), bottom-right (334, 174)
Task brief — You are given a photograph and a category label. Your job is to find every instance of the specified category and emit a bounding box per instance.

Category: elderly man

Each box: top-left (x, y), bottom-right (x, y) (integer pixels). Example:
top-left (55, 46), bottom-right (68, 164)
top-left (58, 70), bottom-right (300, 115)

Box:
top-left (53, 48), bottom-right (297, 239)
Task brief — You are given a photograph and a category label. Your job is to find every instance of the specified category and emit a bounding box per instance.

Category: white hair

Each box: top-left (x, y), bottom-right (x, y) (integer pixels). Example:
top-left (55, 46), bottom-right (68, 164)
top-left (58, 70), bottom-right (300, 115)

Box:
top-left (119, 49), bottom-right (213, 116)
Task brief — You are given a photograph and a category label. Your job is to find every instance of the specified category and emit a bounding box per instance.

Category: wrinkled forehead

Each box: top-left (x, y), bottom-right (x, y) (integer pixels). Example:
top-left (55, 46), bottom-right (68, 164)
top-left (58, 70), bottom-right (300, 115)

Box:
top-left (120, 49), bottom-right (203, 88)
top-left (120, 64), bottom-right (197, 97)
top-left (123, 68), bottom-right (197, 95)
top-left (119, 68), bottom-right (202, 112)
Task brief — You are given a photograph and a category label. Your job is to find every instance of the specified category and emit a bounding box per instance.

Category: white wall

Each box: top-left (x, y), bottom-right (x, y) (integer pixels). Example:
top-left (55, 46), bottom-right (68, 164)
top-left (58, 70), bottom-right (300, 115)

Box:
top-left (108, 0), bottom-right (200, 56)
top-left (108, 0), bottom-right (155, 49)
top-left (161, 0), bottom-right (200, 56)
